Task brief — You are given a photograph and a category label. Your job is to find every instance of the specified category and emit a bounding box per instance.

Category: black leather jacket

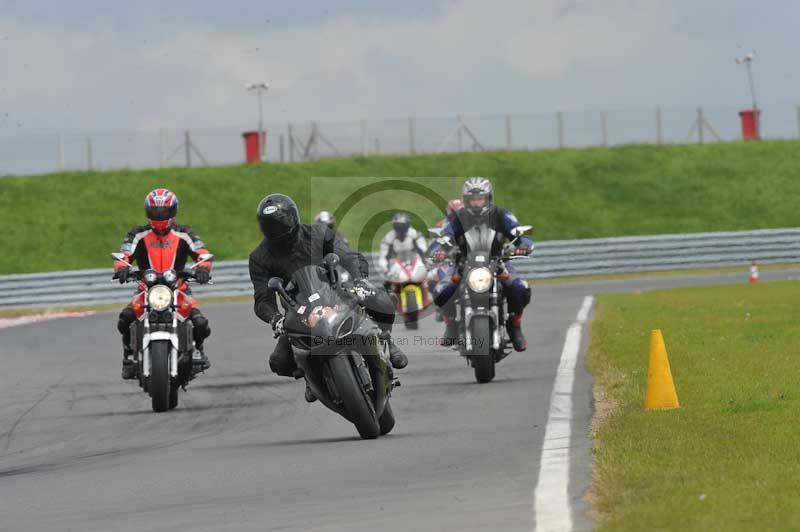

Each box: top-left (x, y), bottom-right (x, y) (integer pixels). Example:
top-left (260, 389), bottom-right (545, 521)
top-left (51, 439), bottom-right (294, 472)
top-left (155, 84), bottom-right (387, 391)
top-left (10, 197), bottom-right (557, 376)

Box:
top-left (249, 223), bottom-right (367, 324)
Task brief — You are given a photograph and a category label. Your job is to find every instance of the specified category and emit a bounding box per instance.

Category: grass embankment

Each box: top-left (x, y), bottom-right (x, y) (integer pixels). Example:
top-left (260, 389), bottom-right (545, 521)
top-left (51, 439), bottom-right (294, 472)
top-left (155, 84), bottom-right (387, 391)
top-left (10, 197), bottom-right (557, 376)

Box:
top-left (588, 280), bottom-right (800, 531)
top-left (2, 140), bottom-right (800, 274)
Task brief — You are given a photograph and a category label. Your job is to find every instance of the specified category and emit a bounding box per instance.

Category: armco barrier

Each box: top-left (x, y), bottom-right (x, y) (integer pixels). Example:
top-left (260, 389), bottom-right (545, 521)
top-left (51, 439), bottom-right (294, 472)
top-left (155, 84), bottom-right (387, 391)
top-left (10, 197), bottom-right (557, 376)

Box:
top-left (2, 228), bottom-right (799, 309)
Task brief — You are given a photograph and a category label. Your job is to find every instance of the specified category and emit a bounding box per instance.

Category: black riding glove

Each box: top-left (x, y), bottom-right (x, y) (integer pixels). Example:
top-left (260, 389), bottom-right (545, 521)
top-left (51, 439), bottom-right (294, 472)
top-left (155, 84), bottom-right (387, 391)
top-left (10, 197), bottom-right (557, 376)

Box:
top-left (194, 267), bottom-right (211, 284)
top-left (113, 267), bottom-right (131, 284)
top-left (351, 278), bottom-right (376, 303)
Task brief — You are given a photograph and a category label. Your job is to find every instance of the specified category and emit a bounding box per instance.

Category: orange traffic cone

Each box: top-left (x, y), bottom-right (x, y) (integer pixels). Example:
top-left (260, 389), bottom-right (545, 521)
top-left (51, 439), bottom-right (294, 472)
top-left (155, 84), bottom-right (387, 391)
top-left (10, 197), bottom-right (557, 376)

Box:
top-left (645, 329), bottom-right (680, 410)
top-left (749, 260), bottom-right (759, 284)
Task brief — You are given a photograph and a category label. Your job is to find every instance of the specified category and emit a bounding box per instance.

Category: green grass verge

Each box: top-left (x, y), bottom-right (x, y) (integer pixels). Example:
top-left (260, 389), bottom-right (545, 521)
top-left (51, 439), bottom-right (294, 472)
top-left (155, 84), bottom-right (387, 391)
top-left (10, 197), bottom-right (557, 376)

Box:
top-left (3, 140), bottom-right (800, 274)
top-left (534, 262), bottom-right (800, 285)
top-left (588, 280), bottom-right (800, 531)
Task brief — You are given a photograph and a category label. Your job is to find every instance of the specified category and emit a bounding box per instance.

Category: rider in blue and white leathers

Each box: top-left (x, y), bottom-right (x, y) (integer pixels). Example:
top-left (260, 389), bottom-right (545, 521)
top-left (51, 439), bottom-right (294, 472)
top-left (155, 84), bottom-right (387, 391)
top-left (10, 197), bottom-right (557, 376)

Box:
top-left (430, 177), bottom-right (533, 351)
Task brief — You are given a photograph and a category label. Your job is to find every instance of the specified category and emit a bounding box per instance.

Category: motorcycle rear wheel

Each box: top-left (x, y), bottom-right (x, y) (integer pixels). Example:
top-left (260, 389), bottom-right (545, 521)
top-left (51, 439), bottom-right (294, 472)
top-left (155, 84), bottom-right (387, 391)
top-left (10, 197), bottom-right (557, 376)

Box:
top-left (404, 292), bottom-right (419, 330)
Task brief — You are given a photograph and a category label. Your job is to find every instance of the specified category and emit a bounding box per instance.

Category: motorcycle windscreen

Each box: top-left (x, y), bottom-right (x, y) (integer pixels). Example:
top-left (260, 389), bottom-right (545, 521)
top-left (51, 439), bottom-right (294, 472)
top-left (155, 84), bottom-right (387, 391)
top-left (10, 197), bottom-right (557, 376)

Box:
top-left (284, 264), bottom-right (358, 348)
top-left (464, 224), bottom-right (498, 264)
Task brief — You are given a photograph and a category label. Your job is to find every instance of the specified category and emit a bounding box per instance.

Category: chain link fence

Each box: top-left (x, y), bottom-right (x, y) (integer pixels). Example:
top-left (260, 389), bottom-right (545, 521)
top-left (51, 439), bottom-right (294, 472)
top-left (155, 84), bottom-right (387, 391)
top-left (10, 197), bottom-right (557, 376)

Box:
top-left (3, 104), bottom-right (800, 175)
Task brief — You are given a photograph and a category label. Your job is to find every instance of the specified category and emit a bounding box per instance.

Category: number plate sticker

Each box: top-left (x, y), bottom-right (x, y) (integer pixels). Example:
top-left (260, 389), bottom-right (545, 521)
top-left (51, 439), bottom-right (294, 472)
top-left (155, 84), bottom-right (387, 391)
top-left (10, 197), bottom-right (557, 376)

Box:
top-left (308, 293), bottom-right (320, 302)
top-left (475, 255), bottom-right (486, 263)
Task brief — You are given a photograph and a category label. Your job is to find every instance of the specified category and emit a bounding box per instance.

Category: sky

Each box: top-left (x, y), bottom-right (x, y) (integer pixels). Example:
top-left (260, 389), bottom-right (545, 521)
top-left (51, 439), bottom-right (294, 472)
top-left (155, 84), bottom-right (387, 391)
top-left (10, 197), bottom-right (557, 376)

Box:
top-left (1, 0), bottom-right (798, 135)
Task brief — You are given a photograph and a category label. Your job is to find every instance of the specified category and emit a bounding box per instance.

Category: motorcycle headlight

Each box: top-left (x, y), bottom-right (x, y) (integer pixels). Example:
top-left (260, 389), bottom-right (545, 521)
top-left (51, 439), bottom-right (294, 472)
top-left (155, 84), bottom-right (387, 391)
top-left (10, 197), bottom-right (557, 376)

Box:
top-left (467, 267), bottom-right (493, 293)
top-left (143, 269), bottom-right (159, 286)
top-left (147, 285), bottom-right (173, 311)
top-left (162, 269), bottom-right (177, 284)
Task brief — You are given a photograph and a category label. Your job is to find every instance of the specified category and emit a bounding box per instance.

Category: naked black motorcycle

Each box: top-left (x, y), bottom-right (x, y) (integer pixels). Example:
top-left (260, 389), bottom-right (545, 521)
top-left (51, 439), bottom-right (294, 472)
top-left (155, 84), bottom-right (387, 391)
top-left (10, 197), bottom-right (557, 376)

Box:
top-left (269, 254), bottom-right (398, 439)
top-left (432, 225), bottom-right (532, 383)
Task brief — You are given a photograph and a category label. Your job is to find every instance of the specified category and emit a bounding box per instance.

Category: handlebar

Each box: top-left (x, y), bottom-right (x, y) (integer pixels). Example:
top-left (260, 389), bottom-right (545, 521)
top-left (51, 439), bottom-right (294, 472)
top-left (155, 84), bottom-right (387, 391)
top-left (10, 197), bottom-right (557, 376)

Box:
top-left (112, 268), bottom-right (202, 285)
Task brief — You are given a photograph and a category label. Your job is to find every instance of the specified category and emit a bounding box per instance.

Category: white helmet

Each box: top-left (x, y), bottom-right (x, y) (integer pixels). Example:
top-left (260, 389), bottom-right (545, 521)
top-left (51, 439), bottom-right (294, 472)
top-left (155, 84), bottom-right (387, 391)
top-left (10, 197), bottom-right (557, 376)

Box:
top-left (314, 210), bottom-right (336, 229)
top-left (462, 177), bottom-right (494, 216)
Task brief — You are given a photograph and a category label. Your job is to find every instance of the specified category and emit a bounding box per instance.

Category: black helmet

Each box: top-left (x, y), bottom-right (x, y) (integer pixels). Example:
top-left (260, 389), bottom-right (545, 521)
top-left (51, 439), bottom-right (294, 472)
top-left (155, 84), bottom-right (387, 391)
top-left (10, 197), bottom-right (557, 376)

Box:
top-left (256, 193), bottom-right (300, 245)
top-left (392, 212), bottom-right (411, 239)
top-left (314, 210), bottom-right (336, 230)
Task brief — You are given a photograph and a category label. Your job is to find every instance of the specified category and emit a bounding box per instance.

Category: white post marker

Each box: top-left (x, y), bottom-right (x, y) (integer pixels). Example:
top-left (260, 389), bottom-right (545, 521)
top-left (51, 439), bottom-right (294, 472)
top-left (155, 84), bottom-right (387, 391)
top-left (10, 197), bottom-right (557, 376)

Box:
top-left (533, 295), bottom-right (594, 532)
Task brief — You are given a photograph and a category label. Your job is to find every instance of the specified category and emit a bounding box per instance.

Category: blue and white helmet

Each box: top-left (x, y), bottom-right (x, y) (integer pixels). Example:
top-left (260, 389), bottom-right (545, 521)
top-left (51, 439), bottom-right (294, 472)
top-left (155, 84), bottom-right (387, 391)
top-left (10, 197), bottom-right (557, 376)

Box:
top-left (462, 177), bottom-right (494, 216)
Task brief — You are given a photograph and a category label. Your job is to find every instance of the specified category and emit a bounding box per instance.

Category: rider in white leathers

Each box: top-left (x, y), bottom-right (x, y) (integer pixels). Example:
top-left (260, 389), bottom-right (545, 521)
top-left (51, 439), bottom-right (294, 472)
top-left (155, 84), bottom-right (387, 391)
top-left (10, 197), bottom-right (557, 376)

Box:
top-left (378, 213), bottom-right (428, 274)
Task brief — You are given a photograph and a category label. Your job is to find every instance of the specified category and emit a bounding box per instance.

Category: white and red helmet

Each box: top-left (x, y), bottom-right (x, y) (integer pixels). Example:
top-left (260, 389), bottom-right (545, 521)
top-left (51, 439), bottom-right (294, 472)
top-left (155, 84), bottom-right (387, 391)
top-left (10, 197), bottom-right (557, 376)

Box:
top-left (145, 188), bottom-right (178, 235)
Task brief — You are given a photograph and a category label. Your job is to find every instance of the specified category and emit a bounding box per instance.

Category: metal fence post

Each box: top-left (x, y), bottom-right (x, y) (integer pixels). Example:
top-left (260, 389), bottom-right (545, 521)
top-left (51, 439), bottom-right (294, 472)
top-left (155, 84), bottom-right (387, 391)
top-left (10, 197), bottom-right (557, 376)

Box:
top-left (601, 112), bottom-right (608, 147)
top-left (288, 123), bottom-right (294, 163)
top-left (697, 108), bottom-right (704, 144)
top-left (158, 129), bottom-right (165, 167)
top-left (185, 130), bottom-right (192, 167)
top-left (796, 106), bottom-right (800, 139)
top-left (457, 115), bottom-right (463, 152)
top-left (656, 107), bottom-right (663, 145)
top-left (505, 114), bottom-right (512, 150)
top-left (408, 117), bottom-right (416, 155)
top-left (557, 111), bottom-right (564, 149)
top-left (86, 137), bottom-right (93, 170)
top-left (360, 120), bottom-right (367, 156)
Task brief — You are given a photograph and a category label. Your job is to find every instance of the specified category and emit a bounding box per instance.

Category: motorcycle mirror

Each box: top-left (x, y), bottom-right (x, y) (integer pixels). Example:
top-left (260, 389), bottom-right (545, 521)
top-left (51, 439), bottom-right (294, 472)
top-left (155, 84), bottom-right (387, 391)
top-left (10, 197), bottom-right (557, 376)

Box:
top-left (189, 253), bottom-right (215, 270)
top-left (510, 225), bottom-right (532, 237)
top-left (268, 277), bottom-right (294, 306)
top-left (323, 253), bottom-right (339, 268)
top-left (323, 253), bottom-right (339, 286)
top-left (111, 252), bottom-right (133, 267)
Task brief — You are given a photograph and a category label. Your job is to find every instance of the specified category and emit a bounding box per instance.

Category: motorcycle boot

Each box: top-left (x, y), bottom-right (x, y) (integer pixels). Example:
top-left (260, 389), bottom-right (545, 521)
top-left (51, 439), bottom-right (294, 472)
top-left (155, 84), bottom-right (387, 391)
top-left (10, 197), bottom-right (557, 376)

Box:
top-left (192, 342), bottom-right (211, 371)
top-left (439, 300), bottom-right (459, 347)
top-left (304, 383), bottom-right (318, 403)
top-left (121, 347), bottom-right (137, 380)
top-left (379, 331), bottom-right (408, 369)
top-left (507, 314), bottom-right (528, 352)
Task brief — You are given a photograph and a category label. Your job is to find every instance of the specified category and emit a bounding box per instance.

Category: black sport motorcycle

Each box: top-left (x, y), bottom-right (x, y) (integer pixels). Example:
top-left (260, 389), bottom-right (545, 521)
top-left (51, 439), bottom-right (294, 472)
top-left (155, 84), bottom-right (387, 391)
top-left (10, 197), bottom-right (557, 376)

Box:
top-left (111, 252), bottom-right (212, 412)
top-left (269, 254), bottom-right (398, 439)
top-left (431, 224), bottom-right (532, 383)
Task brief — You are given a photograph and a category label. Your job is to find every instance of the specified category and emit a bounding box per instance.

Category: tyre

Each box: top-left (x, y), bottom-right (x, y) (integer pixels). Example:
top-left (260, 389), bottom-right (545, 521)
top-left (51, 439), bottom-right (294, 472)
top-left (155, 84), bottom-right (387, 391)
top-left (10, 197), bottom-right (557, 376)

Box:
top-left (149, 340), bottom-right (171, 412)
top-left (471, 317), bottom-right (495, 383)
top-left (404, 289), bottom-right (419, 330)
top-left (379, 401), bottom-right (396, 435)
top-left (328, 355), bottom-right (380, 439)
top-left (168, 384), bottom-right (179, 410)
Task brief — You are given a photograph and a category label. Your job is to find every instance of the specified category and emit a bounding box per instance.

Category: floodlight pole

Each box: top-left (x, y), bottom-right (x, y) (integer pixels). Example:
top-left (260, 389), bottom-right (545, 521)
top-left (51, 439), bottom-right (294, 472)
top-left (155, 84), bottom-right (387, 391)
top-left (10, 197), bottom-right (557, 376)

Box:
top-left (736, 51), bottom-right (759, 136)
top-left (246, 82), bottom-right (270, 160)
top-left (743, 58), bottom-right (758, 112)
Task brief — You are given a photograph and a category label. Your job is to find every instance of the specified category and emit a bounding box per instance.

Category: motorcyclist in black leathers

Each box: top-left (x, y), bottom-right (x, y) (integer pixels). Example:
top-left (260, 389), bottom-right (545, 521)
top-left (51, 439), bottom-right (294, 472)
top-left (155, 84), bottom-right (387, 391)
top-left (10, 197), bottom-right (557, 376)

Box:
top-left (249, 194), bottom-right (408, 397)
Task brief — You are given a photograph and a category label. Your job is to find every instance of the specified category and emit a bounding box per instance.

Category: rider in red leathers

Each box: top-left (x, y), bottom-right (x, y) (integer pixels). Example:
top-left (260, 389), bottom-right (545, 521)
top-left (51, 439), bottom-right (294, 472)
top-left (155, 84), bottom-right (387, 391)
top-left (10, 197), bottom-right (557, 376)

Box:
top-left (113, 188), bottom-right (213, 379)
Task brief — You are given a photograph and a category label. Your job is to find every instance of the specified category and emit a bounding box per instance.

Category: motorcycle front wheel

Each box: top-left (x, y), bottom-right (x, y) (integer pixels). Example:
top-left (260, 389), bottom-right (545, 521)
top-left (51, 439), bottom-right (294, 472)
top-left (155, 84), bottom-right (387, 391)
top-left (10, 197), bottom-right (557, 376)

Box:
top-left (328, 355), bottom-right (380, 439)
top-left (470, 317), bottom-right (495, 384)
top-left (149, 340), bottom-right (172, 412)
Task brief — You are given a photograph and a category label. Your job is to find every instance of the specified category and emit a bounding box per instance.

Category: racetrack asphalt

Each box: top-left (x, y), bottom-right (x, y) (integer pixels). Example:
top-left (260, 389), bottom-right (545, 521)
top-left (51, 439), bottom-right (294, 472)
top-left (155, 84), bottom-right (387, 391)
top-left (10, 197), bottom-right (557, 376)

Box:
top-left (2, 268), bottom-right (797, 532)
